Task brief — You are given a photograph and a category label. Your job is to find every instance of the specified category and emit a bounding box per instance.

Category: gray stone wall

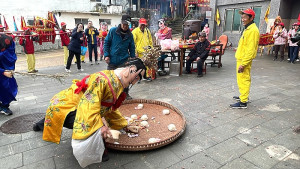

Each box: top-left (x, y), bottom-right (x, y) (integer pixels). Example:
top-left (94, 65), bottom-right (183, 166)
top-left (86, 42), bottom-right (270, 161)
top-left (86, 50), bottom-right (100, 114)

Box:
top-left (15, 39), bottom-right (62, 54)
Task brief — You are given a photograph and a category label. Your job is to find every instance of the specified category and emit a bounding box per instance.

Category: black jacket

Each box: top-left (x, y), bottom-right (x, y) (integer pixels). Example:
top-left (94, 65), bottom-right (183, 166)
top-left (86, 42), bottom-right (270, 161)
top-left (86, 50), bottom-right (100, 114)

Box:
top-left (68, 28), bottom-right (84, 54)
top-left (188, 39), bottom-right (211, 59)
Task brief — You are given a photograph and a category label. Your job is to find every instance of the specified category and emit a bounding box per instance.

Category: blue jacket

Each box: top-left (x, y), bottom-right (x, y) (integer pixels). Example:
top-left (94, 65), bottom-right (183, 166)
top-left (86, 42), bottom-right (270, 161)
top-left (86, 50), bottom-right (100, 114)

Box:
top-left (104, 25), bottom-right (135, 66)
top-left (85, 28), bottom-right (99, 45)
top-left (68, 28), bottom-right (84, 54)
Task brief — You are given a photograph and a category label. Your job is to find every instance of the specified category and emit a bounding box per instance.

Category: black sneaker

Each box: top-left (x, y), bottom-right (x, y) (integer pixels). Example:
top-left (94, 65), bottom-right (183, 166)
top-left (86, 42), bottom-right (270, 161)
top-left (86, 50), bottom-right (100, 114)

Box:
top-left (102, 149), bottom-right (109, 162)
top-left (197, 74), bottom-right (203, 78)
top-left (146, 78), bottom-right (152, 82)
top-left (33, 124), bottom-right (41, 131)
top-left (0, 106), bottom-right (13, 116)
top-left (184, 71), bottom-right (191, 74)
top-left (230, 102), bottom-right (247, 109)
top-left (233, 96), bottom-right (240, 101)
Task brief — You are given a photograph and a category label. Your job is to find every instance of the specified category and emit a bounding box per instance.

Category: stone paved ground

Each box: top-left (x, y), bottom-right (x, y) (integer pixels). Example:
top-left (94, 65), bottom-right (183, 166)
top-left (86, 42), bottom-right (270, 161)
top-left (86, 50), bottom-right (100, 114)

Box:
top-left (0, 49), bottom-right (300, 169)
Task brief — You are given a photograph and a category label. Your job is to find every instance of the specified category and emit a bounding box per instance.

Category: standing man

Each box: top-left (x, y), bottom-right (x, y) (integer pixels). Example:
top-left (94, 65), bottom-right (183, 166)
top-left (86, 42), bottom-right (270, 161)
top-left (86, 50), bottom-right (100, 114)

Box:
top-left (132, 18), bottom-right (153, 81)
top-left (104, 14), bottom-right (136, 99)
top-left (19, 27), bottom-right (38, 73)
top-left (230, 9), bottom-right (260, 109)
top-left (85, 21), bottom-right (99, 65)
top-left (59, 22), bottom-right (70, 66)
top-left (0, 34), bottom-right (17, 116)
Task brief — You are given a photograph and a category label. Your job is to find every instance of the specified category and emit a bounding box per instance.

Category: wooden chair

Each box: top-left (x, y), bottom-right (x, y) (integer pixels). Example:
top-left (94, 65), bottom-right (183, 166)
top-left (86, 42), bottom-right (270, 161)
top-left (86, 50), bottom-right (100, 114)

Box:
top-left (207, 35), bottom-right (228, 68)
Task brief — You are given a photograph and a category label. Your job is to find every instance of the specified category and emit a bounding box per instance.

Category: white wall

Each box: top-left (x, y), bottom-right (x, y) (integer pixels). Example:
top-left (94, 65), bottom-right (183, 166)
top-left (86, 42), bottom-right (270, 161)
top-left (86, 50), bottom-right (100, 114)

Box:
top-left (58, 13), bottom-right (122, 30)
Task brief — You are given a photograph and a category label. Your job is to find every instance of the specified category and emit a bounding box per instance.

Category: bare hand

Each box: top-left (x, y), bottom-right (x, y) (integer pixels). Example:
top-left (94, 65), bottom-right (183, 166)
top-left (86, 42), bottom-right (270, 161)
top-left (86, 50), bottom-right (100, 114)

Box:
top-left (127, 126), bottom-right (140, 133)
top-left (196, 57), bottom-right (200, 61)
top-left (101, 126), bottom-right (112, 139)
top-left (238, 65), bottom-right (244, 73)
top-left (80, 37), bottom-right (83, 40)
top-left (3, 71), bottom-right (13, 78)
top-left (186, 56), bottom-right (190, 60)
top-left (105, 57), bottom-right (110, 64)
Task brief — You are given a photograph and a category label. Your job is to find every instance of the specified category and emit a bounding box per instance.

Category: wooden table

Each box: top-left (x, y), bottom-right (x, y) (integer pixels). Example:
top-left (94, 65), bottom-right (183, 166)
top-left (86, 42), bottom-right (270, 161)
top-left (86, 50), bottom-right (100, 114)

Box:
top-left (179, 43), bottom-right (224, 75)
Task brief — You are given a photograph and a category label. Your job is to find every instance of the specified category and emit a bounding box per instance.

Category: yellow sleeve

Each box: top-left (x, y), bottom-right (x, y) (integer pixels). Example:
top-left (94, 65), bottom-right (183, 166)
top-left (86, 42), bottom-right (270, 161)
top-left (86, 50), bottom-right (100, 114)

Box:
top-left (104, 109), bottom-right (128, 130)
top-left (241, 29), bottom-right (260, 66)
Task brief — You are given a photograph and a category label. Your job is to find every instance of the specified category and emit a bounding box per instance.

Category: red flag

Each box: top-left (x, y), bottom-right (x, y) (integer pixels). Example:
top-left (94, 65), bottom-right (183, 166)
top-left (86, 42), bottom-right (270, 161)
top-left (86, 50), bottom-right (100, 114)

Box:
top-left (3, 16), bottom-right (9, 31)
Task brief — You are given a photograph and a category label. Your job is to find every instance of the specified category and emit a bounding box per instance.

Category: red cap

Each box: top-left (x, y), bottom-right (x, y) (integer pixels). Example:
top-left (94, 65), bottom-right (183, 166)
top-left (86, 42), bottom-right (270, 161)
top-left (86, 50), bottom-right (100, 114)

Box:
top-left (23, 27), bottom-right (30, 31)
top-left (239, 8), bottom-right (256, 18)
top-left (61, 22), bottom-right (67, 27)
top-left (139, 18), bottom-right (147, 25)
top-left (292, 22), bottom-right (298, 26)
top-left (279, 22), bottom-right (284, 26)
top-left (0, 24), bottom-right (4, 29)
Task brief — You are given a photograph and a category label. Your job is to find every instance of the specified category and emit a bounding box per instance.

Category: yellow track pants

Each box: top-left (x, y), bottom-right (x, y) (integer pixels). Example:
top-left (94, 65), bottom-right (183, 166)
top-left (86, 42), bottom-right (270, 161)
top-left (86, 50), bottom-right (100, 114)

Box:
top-left (236, 60), bottom-right (252, 103)
top-left (63, 46), bottom-right (69, 65)
top-left (26, 54), bottom-right (35, 72)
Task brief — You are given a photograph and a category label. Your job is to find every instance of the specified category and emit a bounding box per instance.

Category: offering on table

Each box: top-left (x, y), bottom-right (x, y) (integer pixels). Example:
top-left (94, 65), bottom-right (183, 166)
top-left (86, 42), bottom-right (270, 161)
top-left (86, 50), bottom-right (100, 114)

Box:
top-left (168, 124), bottom-right (176, 131)
top-left (135, 104), bottom-right (144, 109)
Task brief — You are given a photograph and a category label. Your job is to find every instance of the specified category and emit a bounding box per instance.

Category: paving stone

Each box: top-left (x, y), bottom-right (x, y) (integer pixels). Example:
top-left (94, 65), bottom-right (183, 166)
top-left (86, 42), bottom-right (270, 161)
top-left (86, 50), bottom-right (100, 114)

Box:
top-left (168, 133), bottom-right (217, 159)
top-left (242, 141), bottom-right (288, 169)
top-left (270, 130), bottom-right (300, 152)
top-left (231, 113), bottom-right (266, 130)
top-left (0, 134), bottom-right (22, 146)
top-left (202, 123), bottom-right (240, 143)
top-left (23, 143), bottom-right (57, 165)
top-left (168, 152), bottom-right (221, 169)
top-left (219, 157), bottom-right (260, 169)
top-left (122, 148), bottom-right (181, 169)
top-left (260, 117), bottom-right (296, 135)
top-left (205, 137), bottom-right (253, 165)
top-left (0, 153), bottom-right (23, 169)
top-left (17, 158), bottom-right (56, 169)
top-left (236, 125), bottom-right (278, 147)
top-left (0, 144), bottom-right (12, 159)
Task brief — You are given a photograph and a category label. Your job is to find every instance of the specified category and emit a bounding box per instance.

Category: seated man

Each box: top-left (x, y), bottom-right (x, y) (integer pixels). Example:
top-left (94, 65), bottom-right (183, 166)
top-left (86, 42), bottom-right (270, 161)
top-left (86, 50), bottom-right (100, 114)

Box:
top-left (185, 32), bottom-right (211, 77)
top-left (33, 58), bottom-right (146, 167)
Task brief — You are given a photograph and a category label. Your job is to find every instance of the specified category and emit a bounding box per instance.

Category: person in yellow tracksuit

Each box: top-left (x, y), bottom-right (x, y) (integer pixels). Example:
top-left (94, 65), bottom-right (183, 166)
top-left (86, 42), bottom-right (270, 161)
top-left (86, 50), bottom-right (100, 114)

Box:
top-left (132, 18), bottom-right (153, 81)
top-left (230, 8), bottom-right (260, 109)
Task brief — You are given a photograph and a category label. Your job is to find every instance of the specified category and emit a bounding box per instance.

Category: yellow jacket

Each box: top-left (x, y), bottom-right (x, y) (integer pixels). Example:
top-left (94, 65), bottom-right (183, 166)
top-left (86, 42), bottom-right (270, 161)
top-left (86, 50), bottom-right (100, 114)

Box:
top-left (235, 23), bottom-right (260, 66)
top-left (132, 27), bottom-right (153, 55)
top-left (43, 70), bottom-right (127, 144)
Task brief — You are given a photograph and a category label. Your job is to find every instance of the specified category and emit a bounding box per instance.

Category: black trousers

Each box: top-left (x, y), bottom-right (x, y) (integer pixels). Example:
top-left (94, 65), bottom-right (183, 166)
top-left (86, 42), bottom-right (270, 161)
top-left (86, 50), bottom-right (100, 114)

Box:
top-left (36, 110), bottom-right (77, 131)
top-left (107, 64), bottom-right (129, 94)
top-left (88, 44), bottom-right (98, 62)
top-left (274, 45), bottom-right (285, 59)
top-left (66, 50), bottom-right (81, 69)
top-left (186, 56), bottom-right (206, 75)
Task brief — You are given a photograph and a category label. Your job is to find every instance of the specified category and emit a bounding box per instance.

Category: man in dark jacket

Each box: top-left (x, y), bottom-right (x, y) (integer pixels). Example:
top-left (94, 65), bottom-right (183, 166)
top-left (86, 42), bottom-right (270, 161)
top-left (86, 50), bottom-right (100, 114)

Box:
top-left (104, 14), bottom-right (136, 99)
top-left (185, 32), bottom-right (211, 77)
top-left (85, 21), bottom-right (99, 65)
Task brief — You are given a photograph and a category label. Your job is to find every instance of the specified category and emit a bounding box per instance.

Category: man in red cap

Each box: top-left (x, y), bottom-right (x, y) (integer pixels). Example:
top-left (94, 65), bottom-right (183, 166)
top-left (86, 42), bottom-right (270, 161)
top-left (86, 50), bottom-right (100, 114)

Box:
top-left (230, 8), bottom-right (260, 109)
top-left (19, 27), bottom-right (39, 73)
top-left (0, 24), bottom-right (5, 33)
top-left (132, 18), bottom-right (153, 81)
top-left (59, 22), bottom-right (70, 66)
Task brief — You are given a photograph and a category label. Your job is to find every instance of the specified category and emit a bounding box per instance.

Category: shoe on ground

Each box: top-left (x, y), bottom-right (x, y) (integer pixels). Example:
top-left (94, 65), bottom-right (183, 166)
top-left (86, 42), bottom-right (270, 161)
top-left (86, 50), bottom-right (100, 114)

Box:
top-left (297, 59), bottom-right (300, 62)
top-left (126, 94), bottom-right (133, 100)
top-left (81, 61), bottom-right (85, 63)
top-left (273, 58), bottom-right (277, 61)
top-left (102, 149), bottom-right (109, 162)
top-left (197, 74), bottom-right (203, 78)
top-left (157, 68), bottom-right (163, 72)
top-left (96, 61), bottom-right (100, 65)
top-left (34, 69), bottom-right (38, 73)
top-left (230, 102), bottom-right (247, 109)
top-left (28, 70), bottom-right (36, 73)
top-left (65, 68), bottom-right (71, 73)
top-left (90, 61), bottom-right (93, 65)
top-left (0, 106), bottom-right (13, 116)
top-left (287, 58), bottom-right (290, 61)
top-left (184, 71), bottom-right (191, 74)
top-left (146, 78), bottom-right (152, 82)
top-left (33, 124), bottom-right (41, 131)
top-left (77, 69), bottom-right (84, 72)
